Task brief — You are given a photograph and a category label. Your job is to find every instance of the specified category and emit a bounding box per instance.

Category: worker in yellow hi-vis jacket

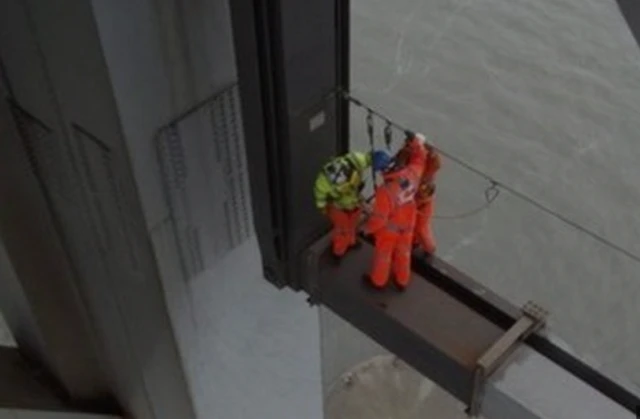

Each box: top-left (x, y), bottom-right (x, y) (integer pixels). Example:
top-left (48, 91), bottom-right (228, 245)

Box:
top-left (314, 150), bottom-right (391, 260)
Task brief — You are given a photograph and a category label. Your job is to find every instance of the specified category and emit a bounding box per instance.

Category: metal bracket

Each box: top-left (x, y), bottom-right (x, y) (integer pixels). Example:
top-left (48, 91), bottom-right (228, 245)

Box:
top-left (467, 301), bottom-right (549, 417)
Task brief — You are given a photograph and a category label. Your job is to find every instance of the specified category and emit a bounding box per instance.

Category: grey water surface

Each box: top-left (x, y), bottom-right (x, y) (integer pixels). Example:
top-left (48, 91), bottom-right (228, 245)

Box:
top-left (349, 0), bottom-right (640, 393)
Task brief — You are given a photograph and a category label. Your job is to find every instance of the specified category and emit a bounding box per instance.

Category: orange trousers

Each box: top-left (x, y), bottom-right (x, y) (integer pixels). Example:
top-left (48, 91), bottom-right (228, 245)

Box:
top-left (327, 205), bottom-right (362, 256)
top-left (414, 199), bottom-right (436, 254)
top-left (370, 229), bottom-right (413, 288)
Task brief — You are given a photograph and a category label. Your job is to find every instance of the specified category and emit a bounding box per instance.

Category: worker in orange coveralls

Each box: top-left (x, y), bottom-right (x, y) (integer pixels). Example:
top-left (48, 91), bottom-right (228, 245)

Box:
top-left (395, 141), bottom-right (441, 255)
top-left (314, 150), bottom-right (391, 262)
top-left (414, 144), bottom-right (441, 255)
top-left (362, 132), bottom-right (427, 290)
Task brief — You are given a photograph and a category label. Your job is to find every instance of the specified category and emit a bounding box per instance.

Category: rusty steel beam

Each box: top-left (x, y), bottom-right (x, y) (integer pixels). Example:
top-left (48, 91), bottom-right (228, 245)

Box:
top-left (412, 254), bottom-right (640, 414)
top-left (305, 237), bottom-right (504, 404)
top-left (303, 236), bottom-right (639, 418)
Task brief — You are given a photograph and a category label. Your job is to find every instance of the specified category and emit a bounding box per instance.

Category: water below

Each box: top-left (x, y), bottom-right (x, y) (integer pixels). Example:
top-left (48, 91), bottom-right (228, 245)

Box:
top-left (351, 0), bottom-right (640, 393)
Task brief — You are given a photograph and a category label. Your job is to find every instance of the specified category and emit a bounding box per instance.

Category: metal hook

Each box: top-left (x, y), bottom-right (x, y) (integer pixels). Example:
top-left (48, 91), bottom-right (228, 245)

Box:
top-left (384, 120), bottom-right (393, 150)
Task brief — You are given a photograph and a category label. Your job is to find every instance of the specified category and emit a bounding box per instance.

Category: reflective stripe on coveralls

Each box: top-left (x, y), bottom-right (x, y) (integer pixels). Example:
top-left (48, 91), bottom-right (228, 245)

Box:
top-left (315, 152), bottom-right (371, 256)
top-left (368, 181), bottom-right (417, 288)
top-left (365, 138), bottom-right (427, 288)
top-left (327, 205), bottom-right (362, 256)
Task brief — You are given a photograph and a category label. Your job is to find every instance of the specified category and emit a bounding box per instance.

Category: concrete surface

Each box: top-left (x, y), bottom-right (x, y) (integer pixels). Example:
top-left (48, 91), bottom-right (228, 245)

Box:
top-left (350, 0), bottom-right (640, 393)
top-left (484, 345), bottom-right (631, 419)
top-left (325, 355), bottom-right (474, 419)
top-left (1, 0), bottom-right (195, 415)
top-left (321, 309), bottom-right (483, 418)
top-left (92, 0), bottom-right (325, 417)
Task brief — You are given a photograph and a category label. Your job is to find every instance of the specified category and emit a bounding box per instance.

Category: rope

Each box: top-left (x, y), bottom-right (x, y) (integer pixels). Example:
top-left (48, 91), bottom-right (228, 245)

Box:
top-left (365, 110), bottom-right (376, 185)
top-left (348, 89), bottom-right (500, 221)
top-left (434, 182), bottom-right (499, 220)
top-left (343, 90), bottom-right (640, 266)
top-left (384, 120), bottom-right (393, 150)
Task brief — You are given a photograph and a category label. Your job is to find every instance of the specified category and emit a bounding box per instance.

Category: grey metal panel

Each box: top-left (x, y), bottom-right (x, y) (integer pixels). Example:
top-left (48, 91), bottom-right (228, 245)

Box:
top-left (232, 0), bottom-right (346, 287)
top-left (287, 98), bottom-right (339, 255)
top-left (280, 0), bottom-right (337, 113)
top-left (279, 0), bottom-right (341, 261)
top-left (230, 0), bottom-right (288, 285)
top-left (155, 86), bottom-right (253, 281)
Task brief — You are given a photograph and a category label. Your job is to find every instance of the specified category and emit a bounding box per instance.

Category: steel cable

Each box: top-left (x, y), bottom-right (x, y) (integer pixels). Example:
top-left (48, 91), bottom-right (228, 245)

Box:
top-left (343, 90), bottom-right (640, 265)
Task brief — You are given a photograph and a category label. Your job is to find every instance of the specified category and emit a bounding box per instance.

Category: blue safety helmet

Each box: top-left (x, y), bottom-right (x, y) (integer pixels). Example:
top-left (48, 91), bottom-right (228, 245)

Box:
top-left (372, 150), bottom-right (392, 172)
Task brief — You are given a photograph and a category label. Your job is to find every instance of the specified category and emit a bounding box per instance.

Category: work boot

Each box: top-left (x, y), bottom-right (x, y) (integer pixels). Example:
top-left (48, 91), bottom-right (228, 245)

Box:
top-left (393, 281), bottom-right (408, 292)
top-left (390, 274), bottom-right (409, 292)
top-left (361, 274), bottom-right (371, 286)
top-left (362, 274), bottom-right (382, 290)
top-left (414, 248), bottom-right (434, 261)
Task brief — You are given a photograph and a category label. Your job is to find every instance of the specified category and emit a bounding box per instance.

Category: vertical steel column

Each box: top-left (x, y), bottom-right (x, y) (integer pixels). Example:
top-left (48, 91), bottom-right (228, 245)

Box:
top-left (231, 0), bottom-right (348, 289)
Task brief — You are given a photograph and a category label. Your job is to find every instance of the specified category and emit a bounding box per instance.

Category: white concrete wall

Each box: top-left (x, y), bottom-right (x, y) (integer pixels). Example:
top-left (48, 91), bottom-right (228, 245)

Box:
top-left (0, 0), bottom-right (196, 416)
top-left (91, 0), bottom-right (324, 418)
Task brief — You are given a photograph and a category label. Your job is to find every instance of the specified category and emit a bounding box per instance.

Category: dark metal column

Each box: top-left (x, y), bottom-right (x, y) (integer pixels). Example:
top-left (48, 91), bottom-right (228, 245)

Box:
top-left (231, 0), bottom-right (349, 289)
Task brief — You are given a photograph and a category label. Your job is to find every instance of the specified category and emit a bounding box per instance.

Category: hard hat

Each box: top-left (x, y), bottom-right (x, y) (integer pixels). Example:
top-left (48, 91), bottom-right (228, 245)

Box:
top-left (414, 133), bottom-right (427, 145)
top-left (372, 150), bottom-right (392, 172)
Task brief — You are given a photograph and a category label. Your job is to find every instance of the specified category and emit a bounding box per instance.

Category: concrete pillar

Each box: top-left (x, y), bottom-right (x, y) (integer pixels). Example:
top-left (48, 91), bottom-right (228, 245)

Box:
top-left (0, 1), bottom-right (195, 417)
top-left (1, 0), bottom-right (324, 418)
top-left (0, 99), bottom-right (110, 406)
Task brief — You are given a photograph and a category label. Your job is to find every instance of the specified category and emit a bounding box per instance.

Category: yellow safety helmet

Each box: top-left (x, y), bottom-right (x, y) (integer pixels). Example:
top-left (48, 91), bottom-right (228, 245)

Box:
top-left (324, 157), bottom-right (358, 190)
top-left (334, 170), bottom-right (359, 193)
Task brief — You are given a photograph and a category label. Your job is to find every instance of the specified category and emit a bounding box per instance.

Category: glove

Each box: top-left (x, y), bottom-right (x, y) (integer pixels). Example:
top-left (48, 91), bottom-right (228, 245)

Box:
top-left (414, 132), bottom-right (427, 146)
top-left (394, 146), bottom-right (411, 166)
top-left (421, 182), bottom-right (436, 197)
top-left (404, 130), bottom-right (428, 146)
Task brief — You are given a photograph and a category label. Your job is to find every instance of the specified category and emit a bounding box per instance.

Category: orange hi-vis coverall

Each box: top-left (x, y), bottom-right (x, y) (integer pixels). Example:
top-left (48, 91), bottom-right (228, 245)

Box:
top-left (314, 152), bottom-right (371, 257)
top-left (414, 148), bottom-right (441, 254)
top-left (363, 139), bottom-right (427, 289)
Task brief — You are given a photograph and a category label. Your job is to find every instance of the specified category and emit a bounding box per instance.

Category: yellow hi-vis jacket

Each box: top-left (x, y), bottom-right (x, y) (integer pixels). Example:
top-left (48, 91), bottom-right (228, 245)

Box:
top-left (314, 151), bottom-right (371, 212)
